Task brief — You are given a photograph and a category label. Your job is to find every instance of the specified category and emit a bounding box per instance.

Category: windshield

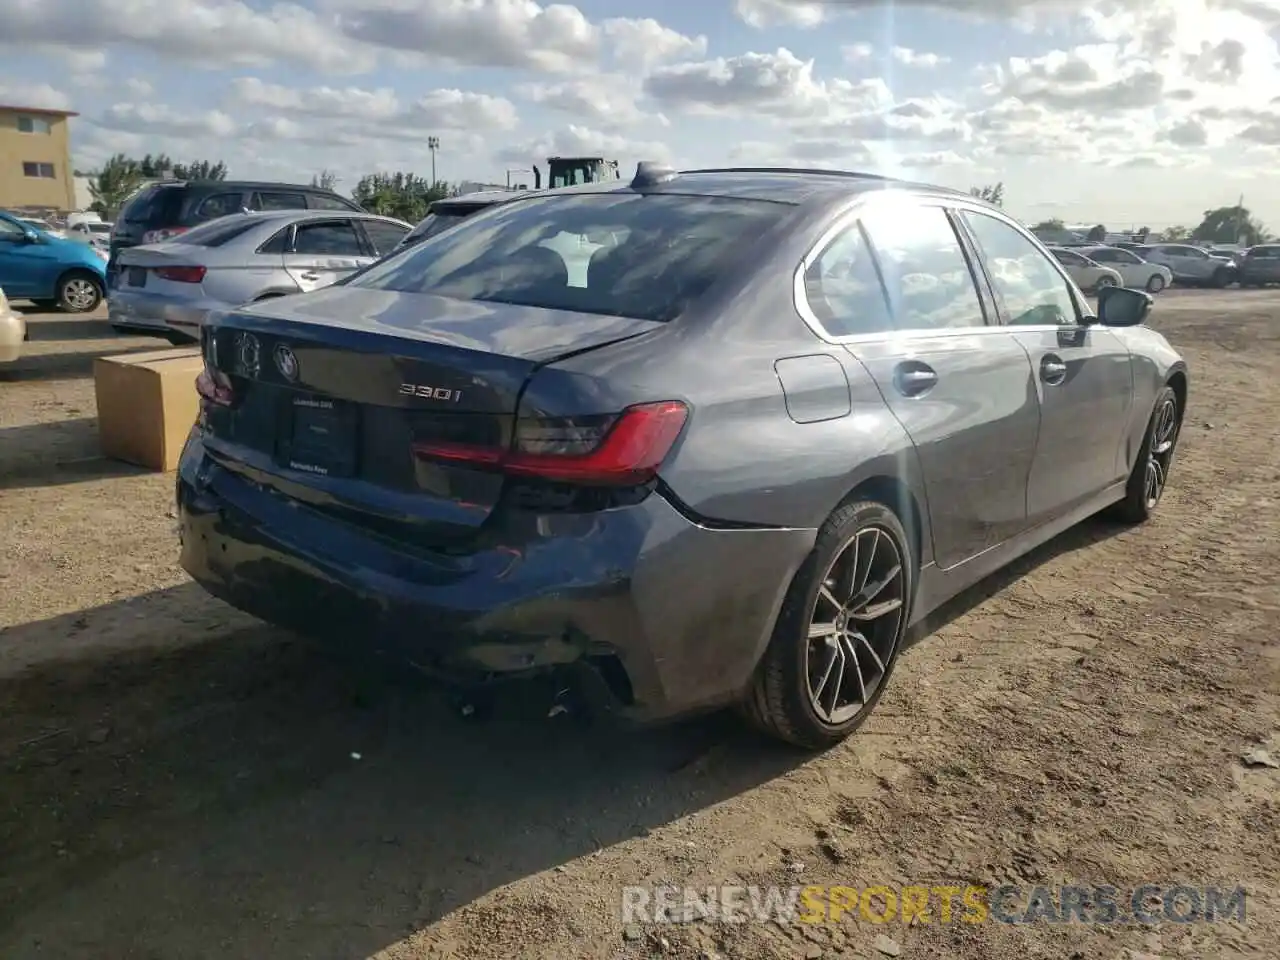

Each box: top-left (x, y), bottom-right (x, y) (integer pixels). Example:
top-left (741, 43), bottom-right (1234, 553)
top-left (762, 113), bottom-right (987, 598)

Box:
top-left (349, 193), bottom-right (790, 323)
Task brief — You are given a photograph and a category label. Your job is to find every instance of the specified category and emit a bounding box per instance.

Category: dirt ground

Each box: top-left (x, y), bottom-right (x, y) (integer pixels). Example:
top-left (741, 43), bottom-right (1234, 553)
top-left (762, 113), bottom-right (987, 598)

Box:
top-left (0, 293), bottom-right (1276, 960)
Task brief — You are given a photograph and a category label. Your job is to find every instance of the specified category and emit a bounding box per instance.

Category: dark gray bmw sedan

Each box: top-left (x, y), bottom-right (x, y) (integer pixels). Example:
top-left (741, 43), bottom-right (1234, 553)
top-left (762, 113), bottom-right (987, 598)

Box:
top-left (176, 164), bottom-right (1188, 748)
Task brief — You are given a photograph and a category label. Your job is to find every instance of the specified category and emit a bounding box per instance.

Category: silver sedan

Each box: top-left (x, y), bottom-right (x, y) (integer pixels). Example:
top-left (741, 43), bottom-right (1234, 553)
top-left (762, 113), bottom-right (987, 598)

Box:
top-left (107, 210), bottom-right (411, 342)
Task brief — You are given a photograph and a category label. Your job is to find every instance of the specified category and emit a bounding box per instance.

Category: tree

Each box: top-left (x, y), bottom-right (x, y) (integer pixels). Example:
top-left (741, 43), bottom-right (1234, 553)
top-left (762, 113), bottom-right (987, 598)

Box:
top-left (1191, 204), bottom-right (1269, 246)
top-left (969, 182), bottom-right (1004, 206)
top-left (1161, 225), bottom-right (1190, 241)
top-left (1031, 218), bottom-right (1065, 231)
top-left (173, 159), bottom-right (227, 180)
top-left (1086, 224), bottom-right (1107, 242)
top-left (1137, 226), bottom-right (1151, 242)
top-left (312, 169), bottom-right (339, 191)
top-left (87, 153), bottom-right (145, 219)
top-left (351, 172), bottom-right (452, 222)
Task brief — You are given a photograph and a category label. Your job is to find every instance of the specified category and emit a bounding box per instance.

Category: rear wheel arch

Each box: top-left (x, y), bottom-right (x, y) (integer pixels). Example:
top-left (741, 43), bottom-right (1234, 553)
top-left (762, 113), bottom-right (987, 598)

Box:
top-left (839, 474), bottom-right (925, 575)
top-left (1166, 369), bottom-right (1188, 417)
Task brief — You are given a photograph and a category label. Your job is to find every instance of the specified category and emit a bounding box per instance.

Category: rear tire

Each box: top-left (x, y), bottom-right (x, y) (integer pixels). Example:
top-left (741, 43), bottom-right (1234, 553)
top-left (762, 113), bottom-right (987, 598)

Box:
top-left (1145, 274), bottom-right (1166, 293)
top-left (1106, 385), bottom-right (1181, 524)
top-left (740, 500), bottom-right (914, 750)
top-left (56, 271), bottom-right (103, 313)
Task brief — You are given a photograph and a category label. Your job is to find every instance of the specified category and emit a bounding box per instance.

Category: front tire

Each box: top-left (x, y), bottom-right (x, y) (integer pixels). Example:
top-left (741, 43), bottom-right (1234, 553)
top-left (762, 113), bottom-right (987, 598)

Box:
top-left (57, 271), bottom-right (103, 313)
top-left (741, 500), bottom-right (914, 749)
top-left (1146, 274), bottom-right (1166, 293)
top-left (1107, 385), bottom-right (1181, 524)
top-left (1211, 267), bottom-right (1232, 289)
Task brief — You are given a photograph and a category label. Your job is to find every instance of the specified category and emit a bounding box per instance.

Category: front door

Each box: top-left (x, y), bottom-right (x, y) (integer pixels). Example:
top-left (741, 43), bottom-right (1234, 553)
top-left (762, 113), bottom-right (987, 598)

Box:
top-left (959, 210), bottom-right (1134, 525)
top-left (0, 216), bottom-right (51, 299)
top-left (283, 218), bottom-right (371, 292)
top-left (813, 197), bottom-right (1040, 571)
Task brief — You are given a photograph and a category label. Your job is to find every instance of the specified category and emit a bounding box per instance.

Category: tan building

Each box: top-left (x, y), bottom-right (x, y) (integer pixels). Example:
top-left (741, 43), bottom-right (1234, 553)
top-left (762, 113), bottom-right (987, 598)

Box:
top-left (0, 104), bottom-right (78, 213)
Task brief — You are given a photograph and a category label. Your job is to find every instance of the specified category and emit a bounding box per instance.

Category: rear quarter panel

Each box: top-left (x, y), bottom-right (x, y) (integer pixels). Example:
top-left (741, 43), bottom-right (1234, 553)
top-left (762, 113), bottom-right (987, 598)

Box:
top-left (541, 195), bottom-right (930, 554)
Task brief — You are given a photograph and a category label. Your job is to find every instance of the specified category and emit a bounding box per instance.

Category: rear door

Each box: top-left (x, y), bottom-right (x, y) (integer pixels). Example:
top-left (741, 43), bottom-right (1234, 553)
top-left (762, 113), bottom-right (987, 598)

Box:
top-left (959, 209), bottom-right (1133, 524)
top-left (818, 196), bottom-right (1040, 570)
top-left (283, 218), bottom-right (370, 291)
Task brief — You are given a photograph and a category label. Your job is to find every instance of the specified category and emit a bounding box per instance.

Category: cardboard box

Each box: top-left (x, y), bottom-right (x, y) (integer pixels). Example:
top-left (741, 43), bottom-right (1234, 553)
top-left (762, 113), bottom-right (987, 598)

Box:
top-left (94, 347), bottom-right (205, 471)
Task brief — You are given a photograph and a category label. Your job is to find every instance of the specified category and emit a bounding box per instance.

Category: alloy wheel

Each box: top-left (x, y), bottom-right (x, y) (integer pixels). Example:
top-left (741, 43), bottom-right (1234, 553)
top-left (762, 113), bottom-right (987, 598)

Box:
top-left (62, 278), bottom-right (99, 311)
top-left (1096, 276), bottom-right (1117, 288)
top-left (1144, 396), bottom-right (1180, 510)
top-left (805, 526), bottom-right (906, 725)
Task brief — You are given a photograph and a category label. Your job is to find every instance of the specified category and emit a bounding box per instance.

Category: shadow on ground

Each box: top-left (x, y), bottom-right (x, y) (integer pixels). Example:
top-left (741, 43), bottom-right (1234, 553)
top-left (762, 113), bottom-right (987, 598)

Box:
top-left (0, 514), bottom-right (1129, 959)
top-left (0, 418), bottom-right (146, 490)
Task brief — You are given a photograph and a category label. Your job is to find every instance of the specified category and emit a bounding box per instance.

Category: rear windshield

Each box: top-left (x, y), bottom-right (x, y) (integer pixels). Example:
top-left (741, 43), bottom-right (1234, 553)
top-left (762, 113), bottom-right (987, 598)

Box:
top-left (119, 184), bottom-right (184, 224)
top-left (172, 215), bottom-right (262, 247)
top-left (353, 193), bottom-right (789, 322)
top-left (400, 211), bottom-right (470, 247)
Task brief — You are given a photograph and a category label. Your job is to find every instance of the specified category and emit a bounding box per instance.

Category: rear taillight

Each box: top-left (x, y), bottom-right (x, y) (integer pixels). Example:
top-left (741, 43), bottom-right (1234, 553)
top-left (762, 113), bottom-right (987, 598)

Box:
top-left (142, 226), bottom-right (190, 243)
top-left (413, 400), bottom-right (688, 487)
top-left (196, 328), bottom-right (235, 408)
top-left (155, 265), bottom-right (206, 283)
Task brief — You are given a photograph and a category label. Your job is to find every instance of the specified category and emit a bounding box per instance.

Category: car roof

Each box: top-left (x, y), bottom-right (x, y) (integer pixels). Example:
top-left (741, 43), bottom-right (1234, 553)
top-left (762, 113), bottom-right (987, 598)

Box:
top-left (208, 209), bottom-right (404, 225)
top-left (146, 179), bottom-right (346, 193)
top-left (530, 166), bottom-right (974, 206)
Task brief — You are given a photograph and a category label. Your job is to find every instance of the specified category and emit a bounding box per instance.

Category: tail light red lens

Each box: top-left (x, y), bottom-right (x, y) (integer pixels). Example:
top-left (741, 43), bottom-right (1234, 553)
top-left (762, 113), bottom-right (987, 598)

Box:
top-left (195, 368), bottom-right (234, 407)
top-left (413, 400), bottom-right (689, 486)
top-left (155, 265), bottom-right (206, 283)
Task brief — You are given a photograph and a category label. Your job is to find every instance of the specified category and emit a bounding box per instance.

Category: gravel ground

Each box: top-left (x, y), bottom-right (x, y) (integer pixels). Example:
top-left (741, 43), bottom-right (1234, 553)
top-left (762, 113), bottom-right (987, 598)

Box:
top-left (0, 292), bottom-right (1276, 960)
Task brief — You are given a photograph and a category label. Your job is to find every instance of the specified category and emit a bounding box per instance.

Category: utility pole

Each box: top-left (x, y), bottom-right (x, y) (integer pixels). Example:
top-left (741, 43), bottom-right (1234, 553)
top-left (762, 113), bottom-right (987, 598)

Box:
top-left (428, 136), bottom-right (440, 186)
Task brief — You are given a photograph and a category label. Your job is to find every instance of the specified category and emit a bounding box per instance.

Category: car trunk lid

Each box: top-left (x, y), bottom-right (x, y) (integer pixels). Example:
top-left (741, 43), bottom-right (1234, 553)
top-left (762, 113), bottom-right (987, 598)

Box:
top-left (200, 286), bottom-right (662, 545)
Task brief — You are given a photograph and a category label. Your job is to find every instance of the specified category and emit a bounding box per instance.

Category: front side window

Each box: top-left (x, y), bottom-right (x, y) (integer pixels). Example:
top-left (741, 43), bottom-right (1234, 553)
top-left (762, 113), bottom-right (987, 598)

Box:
top-left (309, 194), bottom-right (359, 211)
top-left (802, 222), bottom-right (893, 337)
top-left (1052, 249), bottom-right (1087, 267)
top-left (962, 211), bottom-right (1079, 327)
top-left (859, 201), bottom-right (986, 330)
top-left (253, 191), bottom-right (308, 211)
top-left (349, 193), bottom-right (788, 323)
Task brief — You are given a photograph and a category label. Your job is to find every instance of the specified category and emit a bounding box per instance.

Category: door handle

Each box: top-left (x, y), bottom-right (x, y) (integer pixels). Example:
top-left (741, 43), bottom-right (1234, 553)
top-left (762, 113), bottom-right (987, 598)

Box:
top-left (1041, 355), bottom-right (1068, 385)
top-left (299, 271), bottom-right (321, 281)
top-left (894, 362), bottom-right (937, 397)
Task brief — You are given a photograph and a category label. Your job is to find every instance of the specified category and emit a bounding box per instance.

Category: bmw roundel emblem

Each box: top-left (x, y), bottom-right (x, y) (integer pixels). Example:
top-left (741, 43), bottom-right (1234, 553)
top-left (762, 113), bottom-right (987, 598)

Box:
top-left (274, 344), bottom-right (299, 381)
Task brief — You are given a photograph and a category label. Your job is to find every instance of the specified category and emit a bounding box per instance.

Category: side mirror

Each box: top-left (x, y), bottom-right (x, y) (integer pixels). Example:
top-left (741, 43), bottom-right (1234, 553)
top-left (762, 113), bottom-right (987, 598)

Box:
top-left (22, 230), bottom-right (39, 243)
top-left (1096, 285), bottom-right (1151, 327)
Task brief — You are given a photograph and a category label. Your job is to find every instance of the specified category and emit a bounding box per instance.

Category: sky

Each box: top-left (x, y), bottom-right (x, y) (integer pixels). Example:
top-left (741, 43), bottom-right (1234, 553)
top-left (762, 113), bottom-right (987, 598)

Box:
top-left (0, 0), bottom-right (1277, 231)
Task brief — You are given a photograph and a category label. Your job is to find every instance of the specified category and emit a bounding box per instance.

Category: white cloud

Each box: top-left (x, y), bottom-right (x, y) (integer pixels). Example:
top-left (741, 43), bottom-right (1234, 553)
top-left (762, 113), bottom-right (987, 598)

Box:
top-left (515, 78), bottom-right (660, 129)
top-left (494, 125), bottom-right (670, 167)
top-left (0, 82), bottom-right (73, 111)
top-left (94, 103), bottom-right (238, 139)
top-left (733, 0), bottom-right (826, 28)
top-left (601, 17), bottom-right (707, 68)
top-left (892, 47), bottom-right (951, 68)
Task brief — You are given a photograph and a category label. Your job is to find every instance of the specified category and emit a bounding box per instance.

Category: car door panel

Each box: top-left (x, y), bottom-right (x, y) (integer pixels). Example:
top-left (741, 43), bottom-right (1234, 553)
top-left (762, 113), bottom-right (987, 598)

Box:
top-left (829, 198), bottom-right (1039, 571)
top-left (283, 219), bottom-right (369, 292)
top-left (1009, 326), bottom-right (1132, 521)
top-left (958, 209), bottom-right (1135, 525)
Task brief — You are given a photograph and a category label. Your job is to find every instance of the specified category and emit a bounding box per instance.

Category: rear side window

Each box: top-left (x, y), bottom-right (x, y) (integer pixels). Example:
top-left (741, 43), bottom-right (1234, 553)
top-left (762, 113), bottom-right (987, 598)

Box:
top-left (252, 191), bottom-right (307, 211)
top-left (962, 211), bottom-right (1078, 327)
top-left (859, 203), bottom-right (986, 330)
top-left (310, 193), bottom-right (360, 211)
top-left (173, 216), bottom-right (261, 247)
top-left (194, 192), bottom-right (246, 221)
top-left (119, 184), bottom-right (183, 224)
top-left (292, 220), bottom-right (364, 255)
top-left (349, 193), bottom-right (788, 323)
top-left (361, 219), bottom-right (410, 255)
top-left (802, 223), bottom-right (892, 336)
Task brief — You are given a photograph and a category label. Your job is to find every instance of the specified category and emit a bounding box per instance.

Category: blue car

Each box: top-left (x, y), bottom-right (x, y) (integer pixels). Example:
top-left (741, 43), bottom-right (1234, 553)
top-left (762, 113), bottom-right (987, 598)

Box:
top-left (0, 210), bottom-right (108, 312)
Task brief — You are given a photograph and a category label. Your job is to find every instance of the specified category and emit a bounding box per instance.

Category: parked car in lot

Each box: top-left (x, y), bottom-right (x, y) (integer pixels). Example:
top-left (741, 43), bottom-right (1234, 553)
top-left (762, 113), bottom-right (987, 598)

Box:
top-left (392, 190), bottom-right (524, 255)
top-left (108, 179), bottom-right (365, 284)
top-left (1078, 245), bottom-right (1173, 292)
top-left (0, 285), bottom-right (26, 362)
top-left (0, 210), bottom-right (108, 312)
top-left (1137, 243), bottom-right (1236, 287)
top-left (109, 210), bottom-right (411, 342)
top-left (1236, 244), bottom-right (1280, 286)
top-left (178, 164), bottom-right (1187, 749)
top-left (1048, 247), bottom-right (1123, 291)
